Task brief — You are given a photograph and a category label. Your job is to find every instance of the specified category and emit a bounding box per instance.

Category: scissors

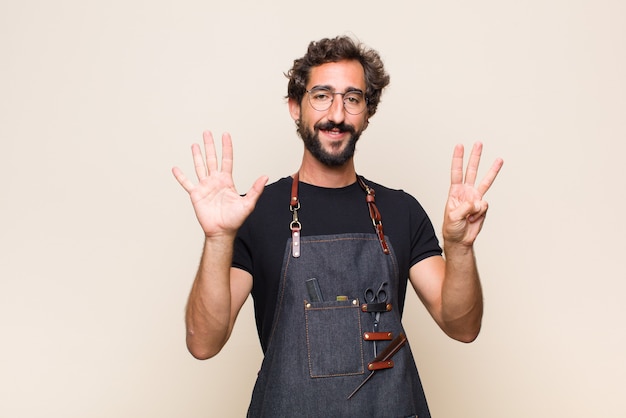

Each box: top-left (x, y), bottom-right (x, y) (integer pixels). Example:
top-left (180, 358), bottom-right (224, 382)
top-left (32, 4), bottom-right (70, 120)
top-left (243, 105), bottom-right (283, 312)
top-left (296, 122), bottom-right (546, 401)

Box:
top-left (364, 281), bottom-right (388, 356)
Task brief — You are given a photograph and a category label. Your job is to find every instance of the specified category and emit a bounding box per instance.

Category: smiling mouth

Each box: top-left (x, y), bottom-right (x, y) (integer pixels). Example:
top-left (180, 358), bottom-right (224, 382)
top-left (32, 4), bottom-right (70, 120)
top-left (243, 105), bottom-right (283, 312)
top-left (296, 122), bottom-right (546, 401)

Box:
top-left (318, 126), bottom-right (352, 140)
top-left (321, 128), bottom-right (346, 137)
top-left (315, 122), bottom-right (355, 137)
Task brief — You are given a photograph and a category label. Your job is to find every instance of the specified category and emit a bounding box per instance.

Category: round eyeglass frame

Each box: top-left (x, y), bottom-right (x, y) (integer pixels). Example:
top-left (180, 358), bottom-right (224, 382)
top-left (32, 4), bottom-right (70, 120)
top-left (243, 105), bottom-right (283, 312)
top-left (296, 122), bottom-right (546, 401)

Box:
top-left (305, 88), bottom-right (368, 115)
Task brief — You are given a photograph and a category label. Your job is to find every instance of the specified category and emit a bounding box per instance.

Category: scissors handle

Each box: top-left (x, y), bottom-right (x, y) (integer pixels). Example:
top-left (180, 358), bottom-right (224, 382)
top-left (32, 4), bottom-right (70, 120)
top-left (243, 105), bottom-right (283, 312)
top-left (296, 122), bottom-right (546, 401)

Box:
top-left (365, 281), bottom-right (388, 303)
top-left (376, 282), bottom-right (388, 303)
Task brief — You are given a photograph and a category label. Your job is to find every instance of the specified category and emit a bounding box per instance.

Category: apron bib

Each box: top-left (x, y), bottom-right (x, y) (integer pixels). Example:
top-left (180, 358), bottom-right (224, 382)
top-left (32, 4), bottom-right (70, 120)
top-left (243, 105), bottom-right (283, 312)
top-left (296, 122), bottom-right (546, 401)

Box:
top-left (247, 177), bottom-right (431, 418)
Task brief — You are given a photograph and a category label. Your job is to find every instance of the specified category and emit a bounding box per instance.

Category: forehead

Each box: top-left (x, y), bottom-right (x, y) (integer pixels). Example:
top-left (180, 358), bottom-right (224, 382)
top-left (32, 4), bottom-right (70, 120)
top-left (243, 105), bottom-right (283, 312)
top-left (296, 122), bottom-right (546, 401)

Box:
top-left (308, 60), bottom-right (366, 90)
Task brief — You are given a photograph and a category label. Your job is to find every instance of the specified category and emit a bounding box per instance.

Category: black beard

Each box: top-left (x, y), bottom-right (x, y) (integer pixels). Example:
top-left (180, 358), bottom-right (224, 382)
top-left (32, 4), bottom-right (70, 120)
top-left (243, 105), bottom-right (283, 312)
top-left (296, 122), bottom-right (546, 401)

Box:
top-left (297, 120), bottom-right (361, 167)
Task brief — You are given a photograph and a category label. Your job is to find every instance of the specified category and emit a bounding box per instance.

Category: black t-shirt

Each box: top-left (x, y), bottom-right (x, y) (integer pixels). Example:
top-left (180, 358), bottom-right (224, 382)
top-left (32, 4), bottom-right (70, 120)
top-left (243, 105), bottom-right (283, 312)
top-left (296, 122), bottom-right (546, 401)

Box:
top-left (233, 176), bottom-right (442, 352)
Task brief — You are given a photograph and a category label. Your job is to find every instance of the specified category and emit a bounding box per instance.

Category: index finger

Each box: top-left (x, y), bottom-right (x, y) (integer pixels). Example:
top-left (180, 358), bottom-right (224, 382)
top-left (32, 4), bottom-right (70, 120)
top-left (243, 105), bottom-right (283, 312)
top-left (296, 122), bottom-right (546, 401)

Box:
top-left (477, 157), bottom-right (504, 196)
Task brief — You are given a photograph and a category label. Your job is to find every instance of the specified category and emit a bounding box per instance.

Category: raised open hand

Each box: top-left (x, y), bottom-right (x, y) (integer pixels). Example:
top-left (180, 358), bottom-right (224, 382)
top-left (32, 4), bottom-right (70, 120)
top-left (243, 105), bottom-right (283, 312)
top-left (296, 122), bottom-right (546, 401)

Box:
top-left (172, 131), bottom-right (268, 238)
top-left (442, 142), bottom-right (503, 247)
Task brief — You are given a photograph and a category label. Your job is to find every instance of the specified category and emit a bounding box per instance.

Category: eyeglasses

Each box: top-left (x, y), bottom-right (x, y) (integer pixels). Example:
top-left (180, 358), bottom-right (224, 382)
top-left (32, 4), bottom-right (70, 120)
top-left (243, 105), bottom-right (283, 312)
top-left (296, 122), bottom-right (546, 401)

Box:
top-left (306, 87), bottom-right (368, 115)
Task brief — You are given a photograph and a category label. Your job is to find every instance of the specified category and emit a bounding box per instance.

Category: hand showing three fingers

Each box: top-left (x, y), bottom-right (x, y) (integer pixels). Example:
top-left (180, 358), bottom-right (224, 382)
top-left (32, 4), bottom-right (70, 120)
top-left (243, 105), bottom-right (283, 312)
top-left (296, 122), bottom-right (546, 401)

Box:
top-left (172, 131), bottom-right (268, 239)
top-left (442, 142), bottom-right (503, 247)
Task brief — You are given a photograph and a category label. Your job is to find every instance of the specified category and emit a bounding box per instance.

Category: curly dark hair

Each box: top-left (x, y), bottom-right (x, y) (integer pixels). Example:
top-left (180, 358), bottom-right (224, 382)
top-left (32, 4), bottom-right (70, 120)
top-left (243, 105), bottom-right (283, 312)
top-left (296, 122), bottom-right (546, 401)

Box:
top-left (286, 36), bottom-right (390, 117)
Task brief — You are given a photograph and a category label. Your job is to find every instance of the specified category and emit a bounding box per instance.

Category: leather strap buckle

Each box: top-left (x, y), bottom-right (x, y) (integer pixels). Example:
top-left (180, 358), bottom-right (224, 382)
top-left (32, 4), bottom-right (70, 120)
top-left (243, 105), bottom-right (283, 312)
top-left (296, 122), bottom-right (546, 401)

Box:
top-left (361, 302), bottom-right (392, 313)
top-left (363, 331), bottom-right (393, 341)
top-left (368, 360), bottom-right (394, 371)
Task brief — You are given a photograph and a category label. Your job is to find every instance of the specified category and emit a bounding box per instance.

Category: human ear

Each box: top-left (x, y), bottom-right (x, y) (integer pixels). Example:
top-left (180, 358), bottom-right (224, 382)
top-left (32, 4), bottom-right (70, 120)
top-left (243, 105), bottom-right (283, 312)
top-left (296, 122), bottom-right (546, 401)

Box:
top-left (288, 98), bottom-right (301, 121)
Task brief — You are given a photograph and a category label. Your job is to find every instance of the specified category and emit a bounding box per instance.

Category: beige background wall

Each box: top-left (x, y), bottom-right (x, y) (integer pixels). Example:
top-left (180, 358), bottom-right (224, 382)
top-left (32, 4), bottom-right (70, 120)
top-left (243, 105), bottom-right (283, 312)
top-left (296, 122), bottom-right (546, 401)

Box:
top-left (1, 0), bottom-right (625, 417)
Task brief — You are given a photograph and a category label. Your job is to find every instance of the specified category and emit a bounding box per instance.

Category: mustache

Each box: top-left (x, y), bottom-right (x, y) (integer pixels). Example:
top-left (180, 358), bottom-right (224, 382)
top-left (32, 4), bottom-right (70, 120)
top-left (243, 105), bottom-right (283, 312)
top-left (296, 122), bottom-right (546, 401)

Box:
top-left (314, 121), bottom-right (356, 134)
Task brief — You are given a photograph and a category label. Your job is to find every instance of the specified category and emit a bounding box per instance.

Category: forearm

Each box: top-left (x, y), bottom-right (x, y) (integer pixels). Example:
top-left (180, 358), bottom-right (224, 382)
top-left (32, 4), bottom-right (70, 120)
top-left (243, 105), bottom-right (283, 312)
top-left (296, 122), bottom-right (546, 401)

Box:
top-left (185, 236), bottom-right (235, 359)
top-left (441, 243), bottom-right (484, 342)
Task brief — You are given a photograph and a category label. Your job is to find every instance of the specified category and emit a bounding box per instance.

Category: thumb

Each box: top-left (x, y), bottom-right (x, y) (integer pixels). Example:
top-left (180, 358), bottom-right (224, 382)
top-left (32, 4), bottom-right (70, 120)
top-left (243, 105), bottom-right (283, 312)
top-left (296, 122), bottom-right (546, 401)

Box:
top-left (467, 200), bottom-right (488, 223)
top-left (243, 175), bottom-right (269, 205)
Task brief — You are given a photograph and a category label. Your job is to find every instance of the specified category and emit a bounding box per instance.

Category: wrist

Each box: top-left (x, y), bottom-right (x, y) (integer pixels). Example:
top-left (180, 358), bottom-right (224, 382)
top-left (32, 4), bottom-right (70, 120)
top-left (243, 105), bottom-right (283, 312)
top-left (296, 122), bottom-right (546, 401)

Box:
top-left (203, 227), bottom-right (238, 240)
top-left (203, 232), bottom-right (236, 253)
top-left (443, 241), bottom-right (474, 258)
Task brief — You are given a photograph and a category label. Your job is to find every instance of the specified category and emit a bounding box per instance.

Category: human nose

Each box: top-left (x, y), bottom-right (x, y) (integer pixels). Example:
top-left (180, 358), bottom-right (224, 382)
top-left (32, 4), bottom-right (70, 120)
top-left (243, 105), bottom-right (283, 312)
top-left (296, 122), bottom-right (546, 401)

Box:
top-left (327, 93), bottom-right (346, 123)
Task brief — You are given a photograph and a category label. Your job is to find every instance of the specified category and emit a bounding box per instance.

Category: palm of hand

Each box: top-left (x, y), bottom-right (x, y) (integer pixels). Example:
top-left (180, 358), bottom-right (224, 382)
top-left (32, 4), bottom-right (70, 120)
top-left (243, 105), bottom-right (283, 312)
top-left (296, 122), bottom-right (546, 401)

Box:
top-left (189, 172), bottom-right (253, 236)
top-left (172, 131), bottom-right (268, 238)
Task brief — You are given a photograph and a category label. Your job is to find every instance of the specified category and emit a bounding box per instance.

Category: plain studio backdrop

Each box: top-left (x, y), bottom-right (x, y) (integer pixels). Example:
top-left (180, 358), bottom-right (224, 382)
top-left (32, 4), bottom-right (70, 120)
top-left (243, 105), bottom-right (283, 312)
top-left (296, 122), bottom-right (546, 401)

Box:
top-left (1, 1), bottom-right (625, 417)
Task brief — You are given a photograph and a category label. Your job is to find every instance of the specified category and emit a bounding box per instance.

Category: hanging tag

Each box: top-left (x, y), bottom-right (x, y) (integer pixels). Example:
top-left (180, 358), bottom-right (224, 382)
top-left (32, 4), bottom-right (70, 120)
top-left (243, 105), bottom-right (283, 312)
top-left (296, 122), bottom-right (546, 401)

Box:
top-left (290, 204), bottom-right (301, 258)
top-left (292, 228), bottom-right (301, 258)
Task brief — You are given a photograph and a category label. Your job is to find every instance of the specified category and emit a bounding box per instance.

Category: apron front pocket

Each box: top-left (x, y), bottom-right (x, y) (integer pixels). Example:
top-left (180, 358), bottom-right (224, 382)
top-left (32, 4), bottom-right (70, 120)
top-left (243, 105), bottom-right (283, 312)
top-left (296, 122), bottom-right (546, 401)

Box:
top-left (304, 299), bottom-right (364, 378)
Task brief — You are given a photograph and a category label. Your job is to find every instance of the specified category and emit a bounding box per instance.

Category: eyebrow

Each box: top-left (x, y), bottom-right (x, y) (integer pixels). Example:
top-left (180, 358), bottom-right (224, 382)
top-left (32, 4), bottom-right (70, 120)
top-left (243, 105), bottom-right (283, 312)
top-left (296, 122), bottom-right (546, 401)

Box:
top-left (310, 85), bottom-right (365, 95)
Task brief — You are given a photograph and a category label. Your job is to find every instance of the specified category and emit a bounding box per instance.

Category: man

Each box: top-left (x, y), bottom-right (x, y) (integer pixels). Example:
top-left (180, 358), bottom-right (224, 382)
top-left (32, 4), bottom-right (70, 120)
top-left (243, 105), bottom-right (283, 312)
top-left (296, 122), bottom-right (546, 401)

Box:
top-left (172, 36), bottom-right (503, 417)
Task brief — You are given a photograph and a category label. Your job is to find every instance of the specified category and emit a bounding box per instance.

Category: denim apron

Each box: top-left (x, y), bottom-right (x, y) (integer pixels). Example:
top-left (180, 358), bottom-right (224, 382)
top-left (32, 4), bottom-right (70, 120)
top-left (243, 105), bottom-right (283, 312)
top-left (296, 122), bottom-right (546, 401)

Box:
top-left (247, 177), bottom-right (430, 418)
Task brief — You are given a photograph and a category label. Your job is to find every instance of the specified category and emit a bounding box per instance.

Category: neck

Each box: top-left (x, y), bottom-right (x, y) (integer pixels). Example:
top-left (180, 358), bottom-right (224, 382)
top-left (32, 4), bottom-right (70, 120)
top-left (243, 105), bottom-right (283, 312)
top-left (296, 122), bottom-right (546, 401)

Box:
top-left (297, 153), bottom-right (357, 188)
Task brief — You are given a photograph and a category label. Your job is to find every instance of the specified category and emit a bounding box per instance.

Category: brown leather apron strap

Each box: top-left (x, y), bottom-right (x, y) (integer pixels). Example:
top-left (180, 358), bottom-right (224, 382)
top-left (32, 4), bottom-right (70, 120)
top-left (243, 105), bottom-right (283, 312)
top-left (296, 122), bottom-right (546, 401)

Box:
top-left (356, 176), bottom-right (390, 255)
top-left (290, 172), bottom-right (300, 209)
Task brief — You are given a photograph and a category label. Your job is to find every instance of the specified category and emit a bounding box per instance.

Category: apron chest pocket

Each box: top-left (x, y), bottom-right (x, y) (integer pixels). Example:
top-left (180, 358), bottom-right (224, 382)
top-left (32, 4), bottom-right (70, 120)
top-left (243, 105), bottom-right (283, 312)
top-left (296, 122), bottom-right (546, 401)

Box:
top-left (304, 299), bottom-right (364, 378)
